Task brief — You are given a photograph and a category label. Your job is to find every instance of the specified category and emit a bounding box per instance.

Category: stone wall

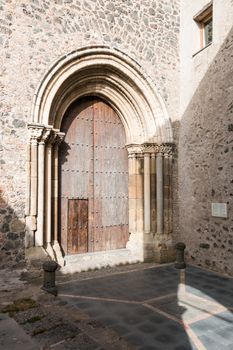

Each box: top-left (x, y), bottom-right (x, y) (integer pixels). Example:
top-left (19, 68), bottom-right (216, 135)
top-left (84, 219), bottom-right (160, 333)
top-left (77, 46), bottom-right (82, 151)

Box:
top-left (178, 26), bottom-right (233, 275)
top-left (180, 0), bottom-right (233, 114)
top-left (0, 0), bottom-right (180, 267)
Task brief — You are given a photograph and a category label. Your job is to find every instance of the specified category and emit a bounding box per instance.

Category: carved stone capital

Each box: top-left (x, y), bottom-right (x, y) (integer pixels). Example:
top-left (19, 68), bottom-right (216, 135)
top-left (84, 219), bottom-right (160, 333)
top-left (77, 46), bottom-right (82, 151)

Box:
top-left (142, 143), bottom-right (160, 154)
top-left (127, 144), bottom-right (143, 156)
top-left (54, 131), bottom-right (65, 147)
top-left (45, 129), bottom-right (57, 146)
top-left (40, 127), bottom-right (53, 144)
top-left (159, 143), bottom-right (175, 156)
top-left (28, 123), bottom-right (44, 144)
top-left (126, 142), bottom-right (175, 157)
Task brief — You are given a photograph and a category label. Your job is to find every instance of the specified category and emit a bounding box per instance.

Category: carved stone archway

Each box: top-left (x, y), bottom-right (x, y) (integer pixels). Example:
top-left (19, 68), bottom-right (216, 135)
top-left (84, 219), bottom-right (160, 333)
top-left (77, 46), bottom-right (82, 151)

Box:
top-left (26, 46), bottom-right (175, 271)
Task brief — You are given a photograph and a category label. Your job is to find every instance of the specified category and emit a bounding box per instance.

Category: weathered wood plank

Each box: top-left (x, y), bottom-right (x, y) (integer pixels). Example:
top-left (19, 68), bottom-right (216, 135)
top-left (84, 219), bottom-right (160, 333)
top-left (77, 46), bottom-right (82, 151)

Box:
top-left (59, 97), bottom-right (129, 254)
top-left (67, 199), bottom-right (88, 254)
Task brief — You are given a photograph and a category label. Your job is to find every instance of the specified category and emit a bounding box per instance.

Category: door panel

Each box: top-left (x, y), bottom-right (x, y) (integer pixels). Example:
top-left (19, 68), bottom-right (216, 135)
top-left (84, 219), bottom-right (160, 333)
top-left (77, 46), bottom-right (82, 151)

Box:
top-left (59, 99), bottom-right (94, 253)
top-left (68, 199), bottom-right (88, 254)
top-left (59, 97), bottom-right (129, 255)
top-left (93, 99), bottom-right (129, 251)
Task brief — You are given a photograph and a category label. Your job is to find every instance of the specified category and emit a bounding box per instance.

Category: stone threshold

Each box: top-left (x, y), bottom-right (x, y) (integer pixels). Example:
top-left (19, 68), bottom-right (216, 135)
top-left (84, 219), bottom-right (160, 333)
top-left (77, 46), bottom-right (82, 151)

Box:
top-left (61, 248), bottom-right (142, 274)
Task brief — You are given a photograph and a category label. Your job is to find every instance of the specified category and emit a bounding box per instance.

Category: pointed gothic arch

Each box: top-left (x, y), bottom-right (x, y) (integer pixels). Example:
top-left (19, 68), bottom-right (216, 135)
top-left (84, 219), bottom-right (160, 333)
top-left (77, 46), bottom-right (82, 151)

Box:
top-left (27, 46), bottom-right (174, 271)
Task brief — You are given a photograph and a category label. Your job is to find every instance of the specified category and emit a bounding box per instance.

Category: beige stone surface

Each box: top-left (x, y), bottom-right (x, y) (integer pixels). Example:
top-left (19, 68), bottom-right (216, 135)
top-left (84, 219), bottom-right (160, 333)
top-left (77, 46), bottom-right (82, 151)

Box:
top-left (178, 25), bottom-right (233, 275)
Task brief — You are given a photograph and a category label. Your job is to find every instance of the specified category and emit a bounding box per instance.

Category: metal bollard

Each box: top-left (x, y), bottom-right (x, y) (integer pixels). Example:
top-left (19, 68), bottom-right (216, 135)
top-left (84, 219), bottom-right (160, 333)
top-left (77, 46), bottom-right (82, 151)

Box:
top-left (175, 242), bottom-right (186, 269)
top-left (42, 261), bottom-right (58, 296)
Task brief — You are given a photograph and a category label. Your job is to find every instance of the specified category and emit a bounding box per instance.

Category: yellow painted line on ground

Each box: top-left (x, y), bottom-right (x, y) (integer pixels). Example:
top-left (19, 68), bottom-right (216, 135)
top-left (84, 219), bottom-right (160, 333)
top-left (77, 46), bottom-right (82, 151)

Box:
top-left (179, 270), bottom-right (186, 293)
top-left (143, 292), bottom-right (177, 304)
top-left (183, 292), bottom-right (223, 306)
top-left (182, 302), bottom-right (227, 325)
top-left (50, 339), bottom-right (66, 348)
top-left (184, 324), bottom-right (207, 350)
top-left (180, 269), bottom-right (186, 284)
top-left (144, 301), bottom-right (208, 350)
top-left (59, 293), bottom-right (141, 305)
top-left (143, 303), bottom-right (183, 325)
top-left (143, 299), bottom-right (214, 350)
top-left (59, 292), bottom-right (212, 350)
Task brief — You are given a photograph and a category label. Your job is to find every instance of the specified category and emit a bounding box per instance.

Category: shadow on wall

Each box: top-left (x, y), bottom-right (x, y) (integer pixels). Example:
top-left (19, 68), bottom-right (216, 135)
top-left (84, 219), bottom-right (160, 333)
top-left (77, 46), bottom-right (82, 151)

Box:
top-left (178, 25), bottom-right (233, 275)
top-left (0, 189), bottom-right (26, 268)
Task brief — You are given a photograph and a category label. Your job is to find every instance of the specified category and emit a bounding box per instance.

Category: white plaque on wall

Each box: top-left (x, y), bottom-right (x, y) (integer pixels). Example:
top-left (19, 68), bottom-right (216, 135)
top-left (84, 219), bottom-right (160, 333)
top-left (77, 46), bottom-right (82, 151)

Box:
top-left (211, 203), bottom-right (228, 218)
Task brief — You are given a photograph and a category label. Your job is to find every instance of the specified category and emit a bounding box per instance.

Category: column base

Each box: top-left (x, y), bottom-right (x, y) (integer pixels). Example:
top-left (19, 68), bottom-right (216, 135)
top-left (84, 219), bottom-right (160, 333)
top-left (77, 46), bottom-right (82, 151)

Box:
top-left (25, 216), bottom-right (36, 248)
top-left (143, 232), bottom-right (155, 261)
top-left (45, 242), bottom-right (56, 260)
top-left (143, 233), bottom-right (176, 264)
top-left (154, 240), bottom-right (176, 263)
top-left (52, 241), bottom-right (65, 267)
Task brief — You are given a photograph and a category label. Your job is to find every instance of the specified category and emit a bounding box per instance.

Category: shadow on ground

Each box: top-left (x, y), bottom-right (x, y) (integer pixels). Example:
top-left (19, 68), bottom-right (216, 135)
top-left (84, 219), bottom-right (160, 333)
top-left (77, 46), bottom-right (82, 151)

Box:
top-left (57, 264), bottom-right (233, 350)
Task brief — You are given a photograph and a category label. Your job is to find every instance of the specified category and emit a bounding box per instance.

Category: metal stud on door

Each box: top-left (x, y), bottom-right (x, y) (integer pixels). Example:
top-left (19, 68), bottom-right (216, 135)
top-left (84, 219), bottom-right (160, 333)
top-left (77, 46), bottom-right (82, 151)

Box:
top-left (59, 97), bottom-right (129, 255)
top-left (67, 199), bottom-right (88, 254)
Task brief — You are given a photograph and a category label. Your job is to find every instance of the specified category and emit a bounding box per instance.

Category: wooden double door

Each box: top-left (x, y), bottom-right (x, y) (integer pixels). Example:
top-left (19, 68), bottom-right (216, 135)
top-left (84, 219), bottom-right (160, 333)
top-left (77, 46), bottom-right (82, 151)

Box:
top-left (59, 97), bottom-right (129, 255)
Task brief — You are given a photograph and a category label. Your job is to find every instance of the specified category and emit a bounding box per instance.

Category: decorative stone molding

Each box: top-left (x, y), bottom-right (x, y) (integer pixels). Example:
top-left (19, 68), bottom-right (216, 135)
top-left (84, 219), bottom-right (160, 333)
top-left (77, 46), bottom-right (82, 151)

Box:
top-left (45, 129), bottom-right (57, 146)
top-left (127, 144), bottom-right (143, 156)
top-left (54, 131), bottom-right (65, 146)
top-left (28, 123), bottom-right (44, 143)
top-left (26, 47), bottom-right (176, 268)
top-left (142, 143), bottom-right (160, 154)
top-left (28, 125), bottom-right (66, 147)
top-left (127, 143), bottom-right (175, 156)
top-left (158, 143), bottom-right (174, 156)
top-left (40, 127), bottom-right (52, 144)
top-left (31, 46), bottom-right (173, 145)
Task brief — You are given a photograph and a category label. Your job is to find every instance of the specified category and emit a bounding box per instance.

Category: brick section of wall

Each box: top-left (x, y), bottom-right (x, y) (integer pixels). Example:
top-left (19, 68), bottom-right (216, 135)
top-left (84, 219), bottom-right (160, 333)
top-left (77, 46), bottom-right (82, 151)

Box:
top-left (0, 0), bottom-right (180, 267)
top-left (178, 27), bottom-right (233, 275)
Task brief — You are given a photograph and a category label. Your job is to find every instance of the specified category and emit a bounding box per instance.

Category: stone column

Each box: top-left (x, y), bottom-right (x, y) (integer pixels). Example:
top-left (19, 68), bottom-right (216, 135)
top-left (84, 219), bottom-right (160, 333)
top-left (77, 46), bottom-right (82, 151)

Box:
top-left (45, 131), bottom-right (56, 258)
top-left (36, 128), bottom-right (51, 247)
top-left (25, 141), bottom-right (31, 217)
top-left (52, 132), bottom-right (65, 265)
top-left (156, 150), bottom-right (163, 234)
top-left (168, 151), bottom-right (173, 234)
top-left (163, 151), bottom-right (169, 235)
top-left (126, 145), bottom-right (144, 261)
top-left (150, 152), bottom-right (156, 234)
top-left (26, 124), bottom-right (44, 247)
top-left (162, 145), bottom-right (174, 235)
top-left (136, 153), bottom-right (144, 234)
top-left (128, 151), bottom-right (137, 235)
top-left (144, 152), bottom-right (150, 234)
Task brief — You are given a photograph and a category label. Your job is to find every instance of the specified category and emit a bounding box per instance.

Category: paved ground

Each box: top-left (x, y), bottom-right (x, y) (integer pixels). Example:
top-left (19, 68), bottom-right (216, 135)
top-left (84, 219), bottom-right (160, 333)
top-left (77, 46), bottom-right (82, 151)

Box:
top-left (58, 264), bottom-right (233, 350)
top-left (1, 263), bottom-right (233, 349)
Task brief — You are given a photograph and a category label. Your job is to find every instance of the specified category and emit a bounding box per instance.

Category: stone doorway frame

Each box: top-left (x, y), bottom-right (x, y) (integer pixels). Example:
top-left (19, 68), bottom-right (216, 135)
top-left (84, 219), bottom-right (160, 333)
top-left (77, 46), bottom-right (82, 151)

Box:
top-left (26, 46), bottom-right (175, 271)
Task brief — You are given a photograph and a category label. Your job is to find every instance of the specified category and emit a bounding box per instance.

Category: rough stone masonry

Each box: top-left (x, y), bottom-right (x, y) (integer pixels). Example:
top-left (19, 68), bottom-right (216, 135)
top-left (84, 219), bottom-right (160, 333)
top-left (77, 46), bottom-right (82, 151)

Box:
top-left (0, 0), bottom-right (180, 268)
top-left (1, 0), bottom-right (233, 277)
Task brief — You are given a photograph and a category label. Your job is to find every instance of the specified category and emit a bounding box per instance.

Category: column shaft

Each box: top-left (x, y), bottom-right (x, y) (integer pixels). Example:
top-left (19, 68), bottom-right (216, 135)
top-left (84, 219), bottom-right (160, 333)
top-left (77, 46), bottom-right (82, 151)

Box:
top-left (136, 154), bottom-right (144, 233)
top-left (25, 142), bottom-right (31, 217)
top-left (30, 139), bottom-right (38, 218)
top-left (156, 152), bottom-right (163, 234)
top-left (45, 144), bottom-right (52, 244)
top-left (36, 141), bottom-right (45, 246)
top-left (128, 153), bottom-right (137, 234)
top-left (163, 154), bottom-right (169, 234)
top-left (53, 145), bottom-right (59, 242)
top-left (151, 153), bottom-right (156, 234)
top-left (168, 155), bottom-right (173, 234)
top-left (144, 153), bottom-right (150, 233)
